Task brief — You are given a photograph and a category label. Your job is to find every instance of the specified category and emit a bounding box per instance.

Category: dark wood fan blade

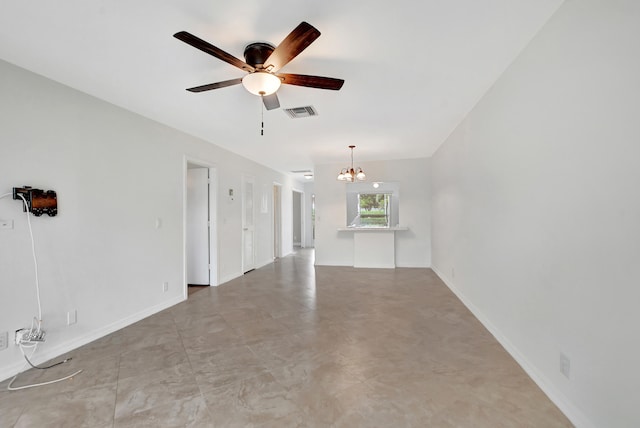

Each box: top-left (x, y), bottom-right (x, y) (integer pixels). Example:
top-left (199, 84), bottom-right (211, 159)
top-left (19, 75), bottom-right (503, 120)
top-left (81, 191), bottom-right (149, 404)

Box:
top-left (174, 31), bottom-right (255, 72)
top-left (277, 73), bottom-right (344, 90)
top-left (186, 78), bottom-right (243, 93)
top-left (262, 93), bottom-right (280, 110)
top-left (264, 22), bottom-right (320, 73)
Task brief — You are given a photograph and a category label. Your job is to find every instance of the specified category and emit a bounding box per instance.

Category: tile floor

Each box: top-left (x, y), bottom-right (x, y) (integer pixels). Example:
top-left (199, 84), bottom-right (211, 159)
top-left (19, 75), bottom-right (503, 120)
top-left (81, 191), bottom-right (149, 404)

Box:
top-left (0, 249), bottom-right (572, 427)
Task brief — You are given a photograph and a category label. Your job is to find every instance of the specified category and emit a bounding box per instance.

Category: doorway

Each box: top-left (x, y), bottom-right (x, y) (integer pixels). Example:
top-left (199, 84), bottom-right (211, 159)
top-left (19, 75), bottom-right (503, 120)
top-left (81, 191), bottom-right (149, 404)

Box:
top-left (311, 193), bottom-right (316, 246)
top-left (273, 183), bottom-right (282, 260)
top-left (292, 190), bottom-right (303, 248)
top-left (242, 175), bottom-right (256, 273)
top-left (185, 160), bottom-right (217, 298)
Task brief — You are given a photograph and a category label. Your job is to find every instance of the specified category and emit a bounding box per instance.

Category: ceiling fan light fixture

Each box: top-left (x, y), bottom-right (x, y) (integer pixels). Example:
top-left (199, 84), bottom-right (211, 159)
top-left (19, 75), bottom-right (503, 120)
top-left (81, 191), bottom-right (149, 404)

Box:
top-left (242, 72), bottom-right (281, 96)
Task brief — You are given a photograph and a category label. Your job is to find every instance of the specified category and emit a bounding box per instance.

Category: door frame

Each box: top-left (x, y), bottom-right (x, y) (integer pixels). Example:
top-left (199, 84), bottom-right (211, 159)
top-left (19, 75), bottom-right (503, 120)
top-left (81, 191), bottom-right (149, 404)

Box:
top-left (273, 182), bottom-right (282, 259)
top-left (241, 174), bottom-right (256, 273)
top-left (183, 157), bottom-right (218, 300)
top-left (186, 166), bottom-right (209, 285)
top-left (292, 189), bottom-right (304, 248)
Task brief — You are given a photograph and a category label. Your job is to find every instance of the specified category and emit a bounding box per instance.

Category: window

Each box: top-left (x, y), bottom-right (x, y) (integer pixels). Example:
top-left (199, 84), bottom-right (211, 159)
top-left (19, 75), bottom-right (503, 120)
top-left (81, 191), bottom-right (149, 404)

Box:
top-left (346, 182), bottom-right (399, 228)
top-left (357, 193), bottom-right (391, 227)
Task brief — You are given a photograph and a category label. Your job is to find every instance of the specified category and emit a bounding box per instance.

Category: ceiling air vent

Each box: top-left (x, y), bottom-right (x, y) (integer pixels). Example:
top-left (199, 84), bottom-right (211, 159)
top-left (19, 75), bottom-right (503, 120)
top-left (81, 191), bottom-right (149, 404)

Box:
top-left (284, 106), bottom-right (318, 119)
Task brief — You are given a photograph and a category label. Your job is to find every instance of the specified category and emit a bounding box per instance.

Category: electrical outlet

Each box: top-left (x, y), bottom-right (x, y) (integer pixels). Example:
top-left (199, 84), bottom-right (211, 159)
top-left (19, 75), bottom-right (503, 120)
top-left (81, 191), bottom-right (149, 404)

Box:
top-left (67, 309), bottom-right (77, 325)
top-left (0, 219), bottom-right (13, 229)
top-left (163, 281), bottom-right (169, 292)
top-left (560, 353), bottom-right (571, 379)
top-left (0, 331), bottom-right (8, 350)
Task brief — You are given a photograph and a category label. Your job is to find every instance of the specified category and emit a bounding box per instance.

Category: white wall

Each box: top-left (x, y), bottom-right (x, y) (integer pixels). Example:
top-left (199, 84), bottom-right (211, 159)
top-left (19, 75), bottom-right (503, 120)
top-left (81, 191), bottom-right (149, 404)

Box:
top-left (314, 158), bottom-right (430, 267)
top-left (431, 1), bottom-right (640, 427)
top-left (0, 59), bottom-right (297, 380)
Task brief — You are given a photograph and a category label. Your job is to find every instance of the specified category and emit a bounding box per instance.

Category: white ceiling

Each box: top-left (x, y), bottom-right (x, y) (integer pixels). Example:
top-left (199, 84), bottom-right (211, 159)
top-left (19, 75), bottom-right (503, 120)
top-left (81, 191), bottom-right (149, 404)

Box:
top-left (0, 0), bottom-right (563, 179)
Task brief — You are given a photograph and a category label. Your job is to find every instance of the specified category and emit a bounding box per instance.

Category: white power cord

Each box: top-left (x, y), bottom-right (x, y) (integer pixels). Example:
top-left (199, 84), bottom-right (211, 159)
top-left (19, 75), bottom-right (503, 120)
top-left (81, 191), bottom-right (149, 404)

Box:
top-left (2, 190), bottom-right (83, 390)
top-left (15, 193), bottom-right (43, 336)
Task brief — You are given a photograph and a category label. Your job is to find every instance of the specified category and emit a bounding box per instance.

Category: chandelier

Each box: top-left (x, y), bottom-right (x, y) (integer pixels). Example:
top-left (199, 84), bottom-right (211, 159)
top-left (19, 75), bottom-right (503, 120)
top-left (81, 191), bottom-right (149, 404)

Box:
top-left (337, 145), bottom-right (366, 182)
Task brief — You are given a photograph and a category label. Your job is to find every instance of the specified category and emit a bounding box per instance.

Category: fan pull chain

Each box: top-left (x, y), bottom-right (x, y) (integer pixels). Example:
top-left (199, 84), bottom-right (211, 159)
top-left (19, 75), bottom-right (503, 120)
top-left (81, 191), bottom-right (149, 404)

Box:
top-left (260, 93), bottom-right (265, 136)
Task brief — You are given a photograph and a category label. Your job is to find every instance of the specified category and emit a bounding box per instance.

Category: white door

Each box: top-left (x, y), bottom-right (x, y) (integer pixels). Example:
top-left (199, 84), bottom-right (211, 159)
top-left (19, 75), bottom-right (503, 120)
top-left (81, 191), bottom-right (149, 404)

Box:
top-left (242, 175), bottom-right (255, 273)
top-left (187, 167), bottom-right (209, 285)
top-left (273, 184), bottom-right (281, 259)
top-left (292, 190), bottom-right (303, 247)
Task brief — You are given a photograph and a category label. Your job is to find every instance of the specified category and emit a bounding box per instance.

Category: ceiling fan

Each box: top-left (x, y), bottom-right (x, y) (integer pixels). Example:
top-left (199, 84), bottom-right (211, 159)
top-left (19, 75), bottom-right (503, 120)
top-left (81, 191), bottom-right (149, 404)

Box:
top-left (174, 22), bottom-right (345, 110)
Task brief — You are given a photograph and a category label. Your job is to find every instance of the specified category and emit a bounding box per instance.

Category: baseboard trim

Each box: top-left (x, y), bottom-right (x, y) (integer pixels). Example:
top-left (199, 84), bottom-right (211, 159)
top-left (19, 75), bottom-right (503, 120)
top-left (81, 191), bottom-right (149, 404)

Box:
top-left (218, 271), bottom-right (243, 285)
top-left (255, 259), bottom-right (273, 270)
top-left (431, 266), bottom-right (594, 428)
top-left (0, 295), bottom-right (184, 382)
top-left (217, 260), bottom-right (276, 286)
